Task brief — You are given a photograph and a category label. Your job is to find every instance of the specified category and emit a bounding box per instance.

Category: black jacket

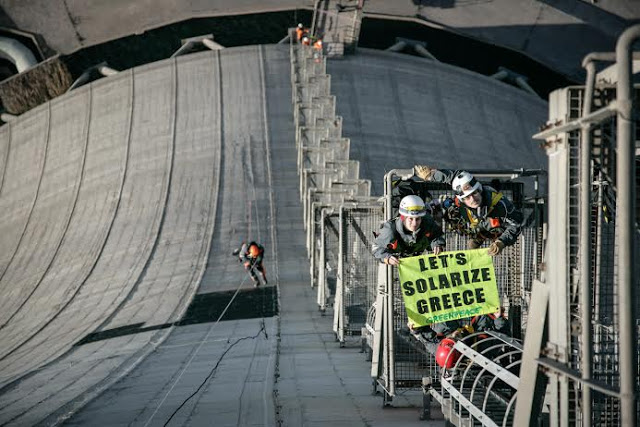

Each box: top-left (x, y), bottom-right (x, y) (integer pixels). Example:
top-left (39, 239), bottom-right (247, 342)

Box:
top-left (431, 169), bottom-right (523, 246)
top-left (371, 216), bottom-right (445, 262)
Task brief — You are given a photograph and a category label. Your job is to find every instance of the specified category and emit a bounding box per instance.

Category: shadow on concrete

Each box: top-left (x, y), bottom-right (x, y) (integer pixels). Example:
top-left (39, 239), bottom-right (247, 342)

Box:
top-left (74, 287), bottom-right (278, 346)
top-left (0, 6), bottom-right (15, 29)
top-left (412, 0), bottom-right (493, 8)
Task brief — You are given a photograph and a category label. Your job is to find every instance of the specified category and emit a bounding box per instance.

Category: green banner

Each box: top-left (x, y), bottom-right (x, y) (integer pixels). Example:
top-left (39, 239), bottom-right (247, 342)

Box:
top-left (397, 249), bottom-right (500, 327)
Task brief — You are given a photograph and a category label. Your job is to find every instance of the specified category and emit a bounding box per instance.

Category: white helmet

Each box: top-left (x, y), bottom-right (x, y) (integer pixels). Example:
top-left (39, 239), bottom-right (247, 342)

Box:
top-left (452, 171), bottom-right (482, 199)
top-left (399, 195), bottom-right (426, 217)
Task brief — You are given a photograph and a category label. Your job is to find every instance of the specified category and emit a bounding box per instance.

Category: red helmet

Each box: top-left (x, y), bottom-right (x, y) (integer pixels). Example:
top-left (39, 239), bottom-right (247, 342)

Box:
top-left (435, 338), bottom-right (460, 369)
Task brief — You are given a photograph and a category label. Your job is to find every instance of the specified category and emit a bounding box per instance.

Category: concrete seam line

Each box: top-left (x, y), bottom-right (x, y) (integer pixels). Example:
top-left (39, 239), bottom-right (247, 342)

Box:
top-left (259, 44), bottom-right (280, 427)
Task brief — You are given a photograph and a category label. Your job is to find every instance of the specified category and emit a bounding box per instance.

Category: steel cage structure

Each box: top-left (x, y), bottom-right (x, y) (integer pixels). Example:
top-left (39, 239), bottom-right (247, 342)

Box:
top-left (333, 202), bottom-right (383, 347)
top-left (516, 25), bottom-right (640, 427)
top-left (430, 331), bottom-right (525, 427)
top-left (372, 168), bottom-right (545, 412)
top-left (290, 35), bottom-right (373, 302)
top-left (318, 207), bottom-right (340, 311)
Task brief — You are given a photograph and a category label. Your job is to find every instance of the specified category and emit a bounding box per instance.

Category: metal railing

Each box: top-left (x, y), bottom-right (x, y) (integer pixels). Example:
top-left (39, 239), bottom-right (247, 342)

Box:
top-left (333, 202), bottom-right (383, 347)
top-left (372, 168), bottom-right (545, 416)
top-left (287, 22), bottom-right (640, 427)
top-left (516, 24), bottom-right (640, 427)
top-left (430, 332), bottom-right (524, 427)
top-left (290, 32), bottom-right (372, 304)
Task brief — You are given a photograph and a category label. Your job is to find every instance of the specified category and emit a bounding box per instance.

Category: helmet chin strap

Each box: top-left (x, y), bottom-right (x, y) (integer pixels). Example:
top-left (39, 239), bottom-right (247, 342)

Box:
top-left (400, 216), bottom-right (421, 235)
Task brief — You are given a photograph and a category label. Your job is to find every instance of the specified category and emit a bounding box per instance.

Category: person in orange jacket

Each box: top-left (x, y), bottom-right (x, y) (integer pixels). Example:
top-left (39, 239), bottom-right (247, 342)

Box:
top-left (295, 23), bottom-right (308, 42)
top-left (312, 37), bottom-right (323, 62)
top-left (234, 241), bottom-right (268, 287)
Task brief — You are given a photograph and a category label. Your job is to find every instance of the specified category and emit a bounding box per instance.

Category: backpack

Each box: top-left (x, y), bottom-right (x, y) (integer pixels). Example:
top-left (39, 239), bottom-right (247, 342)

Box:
top-left (390, 179), bottom-right (433, 217)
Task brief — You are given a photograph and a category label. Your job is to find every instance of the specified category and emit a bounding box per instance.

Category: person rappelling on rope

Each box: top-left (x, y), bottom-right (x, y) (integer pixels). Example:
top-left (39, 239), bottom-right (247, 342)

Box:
top-left (233, 241), bottom-right (268, 287)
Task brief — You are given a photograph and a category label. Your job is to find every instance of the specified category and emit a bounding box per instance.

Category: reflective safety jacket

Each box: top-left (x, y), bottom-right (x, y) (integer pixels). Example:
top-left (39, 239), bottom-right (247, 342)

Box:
top-left (371, 216), bottom-right (445, 262)
top-left (456, 186), bottom-right (523, 246)
top-left (295, 27), bottom-right (308, 41)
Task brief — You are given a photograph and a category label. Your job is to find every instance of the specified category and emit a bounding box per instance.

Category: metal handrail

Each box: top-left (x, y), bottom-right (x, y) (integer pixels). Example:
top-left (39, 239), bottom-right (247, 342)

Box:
top-left (614, 25), bottom-right (640, 427)
top-left (536, 356), bottom-right (621, 398)
top-left (533, 102), bottom-right (618, 139)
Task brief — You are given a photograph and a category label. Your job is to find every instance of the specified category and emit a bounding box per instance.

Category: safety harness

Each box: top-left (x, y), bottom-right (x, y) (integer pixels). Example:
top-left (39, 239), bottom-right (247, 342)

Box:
top-left (458, 190), bottom-right (503, 227)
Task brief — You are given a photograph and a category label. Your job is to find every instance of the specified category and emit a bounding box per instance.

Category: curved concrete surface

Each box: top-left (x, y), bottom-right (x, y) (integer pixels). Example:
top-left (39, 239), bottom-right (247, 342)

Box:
top-left (0, 54), bottom-right (214, 425)
top-left (0, 104), bottom-right (48, 286)
top-left (0, 87), bottom-right (91, 330)
top-left (328, 48), bottom-right (547, 195)
top-left (0, 75), bottom-right (133, 362)
top-left (0, 125), bottom-right (11, 198)
top-left (0, 44), bottom-right (546, 425)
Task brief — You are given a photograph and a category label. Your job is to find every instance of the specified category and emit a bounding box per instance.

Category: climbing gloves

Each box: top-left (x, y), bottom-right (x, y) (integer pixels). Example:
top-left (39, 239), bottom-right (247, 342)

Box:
top-left (414, 165), bottom-right (434, 181)
top-left (487, 240), bottom-right (505, 256)
top-left (384, 256), bottom-right (400, 266)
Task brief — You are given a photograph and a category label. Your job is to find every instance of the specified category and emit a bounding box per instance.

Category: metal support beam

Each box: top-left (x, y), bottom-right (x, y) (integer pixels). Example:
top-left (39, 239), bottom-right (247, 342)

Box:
top-left (202, 38), bottom-right (225, 50)
top-left (614, 24), bottom-right (640, 427)
top-left (579, 53), bottom-right (596, 427)
top-left (171, 35), bottom-right (223, 58)
top-left (514, 76), bottom-right (537, 96)
top-left (536, 357), bottom-right (622, 398)
top-left (454, 340), bottom-right (520, 389)
top-left (0, 36), bottom-right (38, 72)
top-left (513, 280), bottom-right (549, 426)
top-left (278, 34), bottom-right (291, 44)
top-left (533, 102), bottom-right (618, 140)
top-left (386, 40), bottom-right (406, 52)
top-left (414, 44), bottom-right (438, 61)
top-left (440, 380), bottom-right (500, 427)
top-left (490, 70), bottom-right (508, 80)
top-left (67, 61), bottom-right (119, 92)
top-left (490, 67), bottom-right (538, 97)
top-left (0, 113), bottom-right (17, 122)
